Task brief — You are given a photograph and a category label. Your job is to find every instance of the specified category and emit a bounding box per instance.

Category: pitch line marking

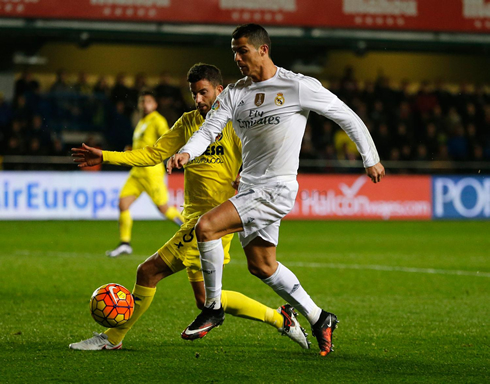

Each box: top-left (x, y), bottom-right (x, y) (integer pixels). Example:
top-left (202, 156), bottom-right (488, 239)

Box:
top-left (281, 261), bottom-right (490, 278)
top-left (9, 250), bottom-right (490, 278)
top-left (11, 250), bottom-right (148, 259)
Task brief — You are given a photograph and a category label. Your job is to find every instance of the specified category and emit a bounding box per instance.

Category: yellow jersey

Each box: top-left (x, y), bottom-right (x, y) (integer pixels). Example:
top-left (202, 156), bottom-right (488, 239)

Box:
top-left (129, 110), bottom-right (170, 178)
top-left (103, 110), bottom-right (242, 219)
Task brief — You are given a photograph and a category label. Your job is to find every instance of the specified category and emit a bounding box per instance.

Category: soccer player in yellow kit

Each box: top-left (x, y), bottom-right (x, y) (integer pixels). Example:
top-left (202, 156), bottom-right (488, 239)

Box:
top-left (107, 91), bottom-right (184, 257)
top-left (69, 63), bottom-right (310, 351)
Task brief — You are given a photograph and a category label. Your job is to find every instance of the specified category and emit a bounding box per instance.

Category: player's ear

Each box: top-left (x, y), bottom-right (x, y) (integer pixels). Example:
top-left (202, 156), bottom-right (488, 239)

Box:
top-left (216, 85), bottom-right (224, 94)
top-left (259, 44), bottom-right (269, 56)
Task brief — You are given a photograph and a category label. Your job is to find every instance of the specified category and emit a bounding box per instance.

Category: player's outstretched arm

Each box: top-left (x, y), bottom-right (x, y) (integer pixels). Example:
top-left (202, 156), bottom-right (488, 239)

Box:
top-left (166, 152), bottom-right (190, 174)
top-left (366, 162), bottom-right (385, 184)
top-left (71, 143), bottom-right (103, 168)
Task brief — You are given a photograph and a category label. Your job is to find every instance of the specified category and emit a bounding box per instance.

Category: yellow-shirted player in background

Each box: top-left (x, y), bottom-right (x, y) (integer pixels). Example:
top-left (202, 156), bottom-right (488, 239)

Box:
top-left (70, 63), bottom-right (310, 351)
top-left (107, 91), bottom-right (184, 257)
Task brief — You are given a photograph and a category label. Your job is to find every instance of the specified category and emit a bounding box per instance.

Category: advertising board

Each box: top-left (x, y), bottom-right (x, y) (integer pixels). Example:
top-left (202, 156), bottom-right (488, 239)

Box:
top-left (2, 172), bottom-right (489, 221)
top-left (433, 176), bottom-right (490, 219)
top-left (289, 174), bottom-right (432, 220)
top-left (0, 1), bottom-right (489, 33)
top-left (0, 171), bottom-right (184, 220)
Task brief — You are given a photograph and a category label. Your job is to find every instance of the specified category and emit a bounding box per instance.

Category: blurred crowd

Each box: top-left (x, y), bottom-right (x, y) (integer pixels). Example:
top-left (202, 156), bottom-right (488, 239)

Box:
top-left (1, 67), bottom-right (490, 173)
top-left (301, 67), bottom-right (490, 173)
top-left (0, 69), bottom-right (187, 162)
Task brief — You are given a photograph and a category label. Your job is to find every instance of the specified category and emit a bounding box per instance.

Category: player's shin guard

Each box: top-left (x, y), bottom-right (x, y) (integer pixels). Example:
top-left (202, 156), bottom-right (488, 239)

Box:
top-left (221, 290), bottom-right (283, 328)
top-left (261, 262), bottom-right (321, 325)
top-left (104, 284), bottom-right (155, 345)
top-left (119, 210), bottom-right (133, 243)
top-left (198, 239), bottom-right (224, 309)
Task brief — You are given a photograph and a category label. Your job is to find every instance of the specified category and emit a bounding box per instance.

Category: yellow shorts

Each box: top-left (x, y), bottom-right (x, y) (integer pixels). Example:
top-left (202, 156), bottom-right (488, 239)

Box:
top-left (158, 217), bottom-right (233, 282)
top-left (119, 174), bottom-right (168, 207)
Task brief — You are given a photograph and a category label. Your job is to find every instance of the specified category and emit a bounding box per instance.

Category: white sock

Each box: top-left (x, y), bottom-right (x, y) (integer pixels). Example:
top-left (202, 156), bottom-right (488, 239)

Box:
top-left (261, 262), bottom-right (321, 325)
top-left (198, 239), bottom-right (224, 309)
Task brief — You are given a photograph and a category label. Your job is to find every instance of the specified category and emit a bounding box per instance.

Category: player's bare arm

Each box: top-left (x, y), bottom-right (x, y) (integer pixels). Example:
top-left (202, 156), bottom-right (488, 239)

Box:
top-left (366, 162), bottom-right (385, 184)
top-left (71, 143), bottom-right (103, 168)
top-left (167, 152), bottom-right (190, 174)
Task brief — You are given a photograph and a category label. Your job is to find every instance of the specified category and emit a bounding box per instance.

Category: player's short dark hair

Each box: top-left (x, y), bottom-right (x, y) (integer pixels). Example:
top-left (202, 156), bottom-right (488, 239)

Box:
top-left (187, 63), bottom-right (223, 87)
top-left (232, 24), bottom-right (271, 55)
top-left (140, 90), bottom-right (157, 101)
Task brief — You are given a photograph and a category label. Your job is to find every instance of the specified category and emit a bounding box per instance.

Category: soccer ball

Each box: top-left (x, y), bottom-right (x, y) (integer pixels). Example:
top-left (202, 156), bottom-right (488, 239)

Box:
top-left (90, 283), bottom-right (134, 328)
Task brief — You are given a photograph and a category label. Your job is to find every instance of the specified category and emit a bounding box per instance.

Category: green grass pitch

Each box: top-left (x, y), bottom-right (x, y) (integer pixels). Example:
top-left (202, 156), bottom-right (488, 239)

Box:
top-left (1, 220), bottom-right (489, 383)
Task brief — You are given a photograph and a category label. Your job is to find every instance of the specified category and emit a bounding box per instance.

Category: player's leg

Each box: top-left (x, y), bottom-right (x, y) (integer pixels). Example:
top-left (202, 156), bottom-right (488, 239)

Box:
top-left (244, 235), bottom-right (338, 356)
top-left (104, 252), bottom-right (174, 345)
top-left (69, 251), bottom-right (177, 350)
top-left (107, 176), bottom-right (142, 257)
top-left (232, 180), bottom-right (338, 356)
top-left (221, 291), bottom-right (310, 349)
top-left (212, 231), bottom-right (282, 328)
top-left (220, 289), bottom-right (281, 326)
top-left (182, 185), bottom-right (293, 337)
top-left (106, 195), bottom-right (136, 257)
top-left (244, 236), bottom-right (321, 319)
top-left (119, 195), bottom-right (136, 242)
top-left (194, 200), bottom-right (243, 310)
top-left (157, 203), bottom-right (184, 226)
top-left (185, 237), bottom-right (283, 324)
top-left (195, 200), bottom-right (244, 241)
top-left (184, 255), bottom-right (310, 348)
top-left (145, 176), bottom-right (184, 226)
top-left (181, 217), bottom-right (240, 339)
top-left (188, 282), bottom-right (309, 347)
top-left (189, 280), bottom-right (283, 326)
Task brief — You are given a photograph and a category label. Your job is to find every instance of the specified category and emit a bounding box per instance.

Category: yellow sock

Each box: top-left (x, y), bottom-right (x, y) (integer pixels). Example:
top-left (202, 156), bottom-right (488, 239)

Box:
top-left (164, 206), bottom-right (184, 226)
top-left (119, 210), bottom-right (133, 243)
top-left (221, 290), bottom-right (284, 329)
top-left (105, 284), bottom-right (156, 345)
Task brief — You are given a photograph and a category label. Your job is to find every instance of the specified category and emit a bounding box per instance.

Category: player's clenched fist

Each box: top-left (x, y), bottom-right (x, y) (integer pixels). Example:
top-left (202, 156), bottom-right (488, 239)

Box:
top-left (167, 152), bottom-right (190, 174)
top-left (365, 162), bottom-right (385, 184)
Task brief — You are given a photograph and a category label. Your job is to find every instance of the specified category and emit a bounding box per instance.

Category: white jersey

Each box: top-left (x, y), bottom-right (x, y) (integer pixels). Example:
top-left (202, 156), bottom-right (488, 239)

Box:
top-left (180, 66), bottom-right (380, 185)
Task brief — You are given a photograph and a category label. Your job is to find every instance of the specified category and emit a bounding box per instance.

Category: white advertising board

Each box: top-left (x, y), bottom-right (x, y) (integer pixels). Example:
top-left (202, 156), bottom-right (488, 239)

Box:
top-left (0, 171), bottom-right (184, 220)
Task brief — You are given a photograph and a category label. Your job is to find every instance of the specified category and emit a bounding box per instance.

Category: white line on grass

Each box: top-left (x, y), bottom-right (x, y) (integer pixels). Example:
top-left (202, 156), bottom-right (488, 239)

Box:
top-left (10, 250), bottom-right (490, 278)
top-left (281, 261), bottom-right (490, 278)
top-left (11, 250), bottom-right (148, 259)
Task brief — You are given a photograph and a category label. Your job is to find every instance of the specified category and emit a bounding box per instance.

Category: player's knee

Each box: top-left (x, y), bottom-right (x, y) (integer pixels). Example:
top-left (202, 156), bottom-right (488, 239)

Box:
top-left (136, 261), bottom-right (152, 282)
top-left (195, 216), bottom-right (215, 242)
top-left (158, 203), bottom-right (169, 215)
top-left (247, 262), bottom-right (273, 279)
top-left (136, 258), bottom-right (164, 286)
top-left (119, 200), bottom-right (131, 211)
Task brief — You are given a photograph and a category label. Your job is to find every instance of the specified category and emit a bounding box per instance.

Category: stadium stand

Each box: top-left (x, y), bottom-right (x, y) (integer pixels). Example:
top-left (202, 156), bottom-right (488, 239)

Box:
top-left (1, 67), bottom-right (489, 173)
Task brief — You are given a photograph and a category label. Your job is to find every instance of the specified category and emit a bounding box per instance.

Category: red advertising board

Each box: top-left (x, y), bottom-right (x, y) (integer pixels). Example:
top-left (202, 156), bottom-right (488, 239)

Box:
top-left (0, 0), bottom-right (489, 33)
top-left (288, 174), bottom-right (432, 220)
top-left (167, 173), bottom-right (432, 221)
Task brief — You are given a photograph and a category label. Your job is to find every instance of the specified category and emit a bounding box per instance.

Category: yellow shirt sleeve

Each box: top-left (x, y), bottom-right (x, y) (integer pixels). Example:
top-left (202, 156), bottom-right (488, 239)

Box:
top-left (231, 126), bottom-right (242, 157)
top-left (103, 115), bottom-right (186, 167)
top-left (157, 115), bottom-right (170, 137)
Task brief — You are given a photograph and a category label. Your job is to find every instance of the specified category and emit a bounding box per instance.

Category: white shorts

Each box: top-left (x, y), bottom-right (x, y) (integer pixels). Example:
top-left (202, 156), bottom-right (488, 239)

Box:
top-left (230, 180), bottom-right (299, 248)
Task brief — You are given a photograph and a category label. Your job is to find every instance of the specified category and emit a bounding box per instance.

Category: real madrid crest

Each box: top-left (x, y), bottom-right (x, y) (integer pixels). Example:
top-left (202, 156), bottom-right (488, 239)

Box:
top-left (254, 93), bottom-right (265, 107)
top-left (274, 93), bottom-right (285, 106)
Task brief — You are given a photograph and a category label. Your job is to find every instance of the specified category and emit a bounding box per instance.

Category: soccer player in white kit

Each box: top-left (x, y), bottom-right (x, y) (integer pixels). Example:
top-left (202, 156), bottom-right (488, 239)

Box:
top-left (168, 24), bottom-right (385, 356)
